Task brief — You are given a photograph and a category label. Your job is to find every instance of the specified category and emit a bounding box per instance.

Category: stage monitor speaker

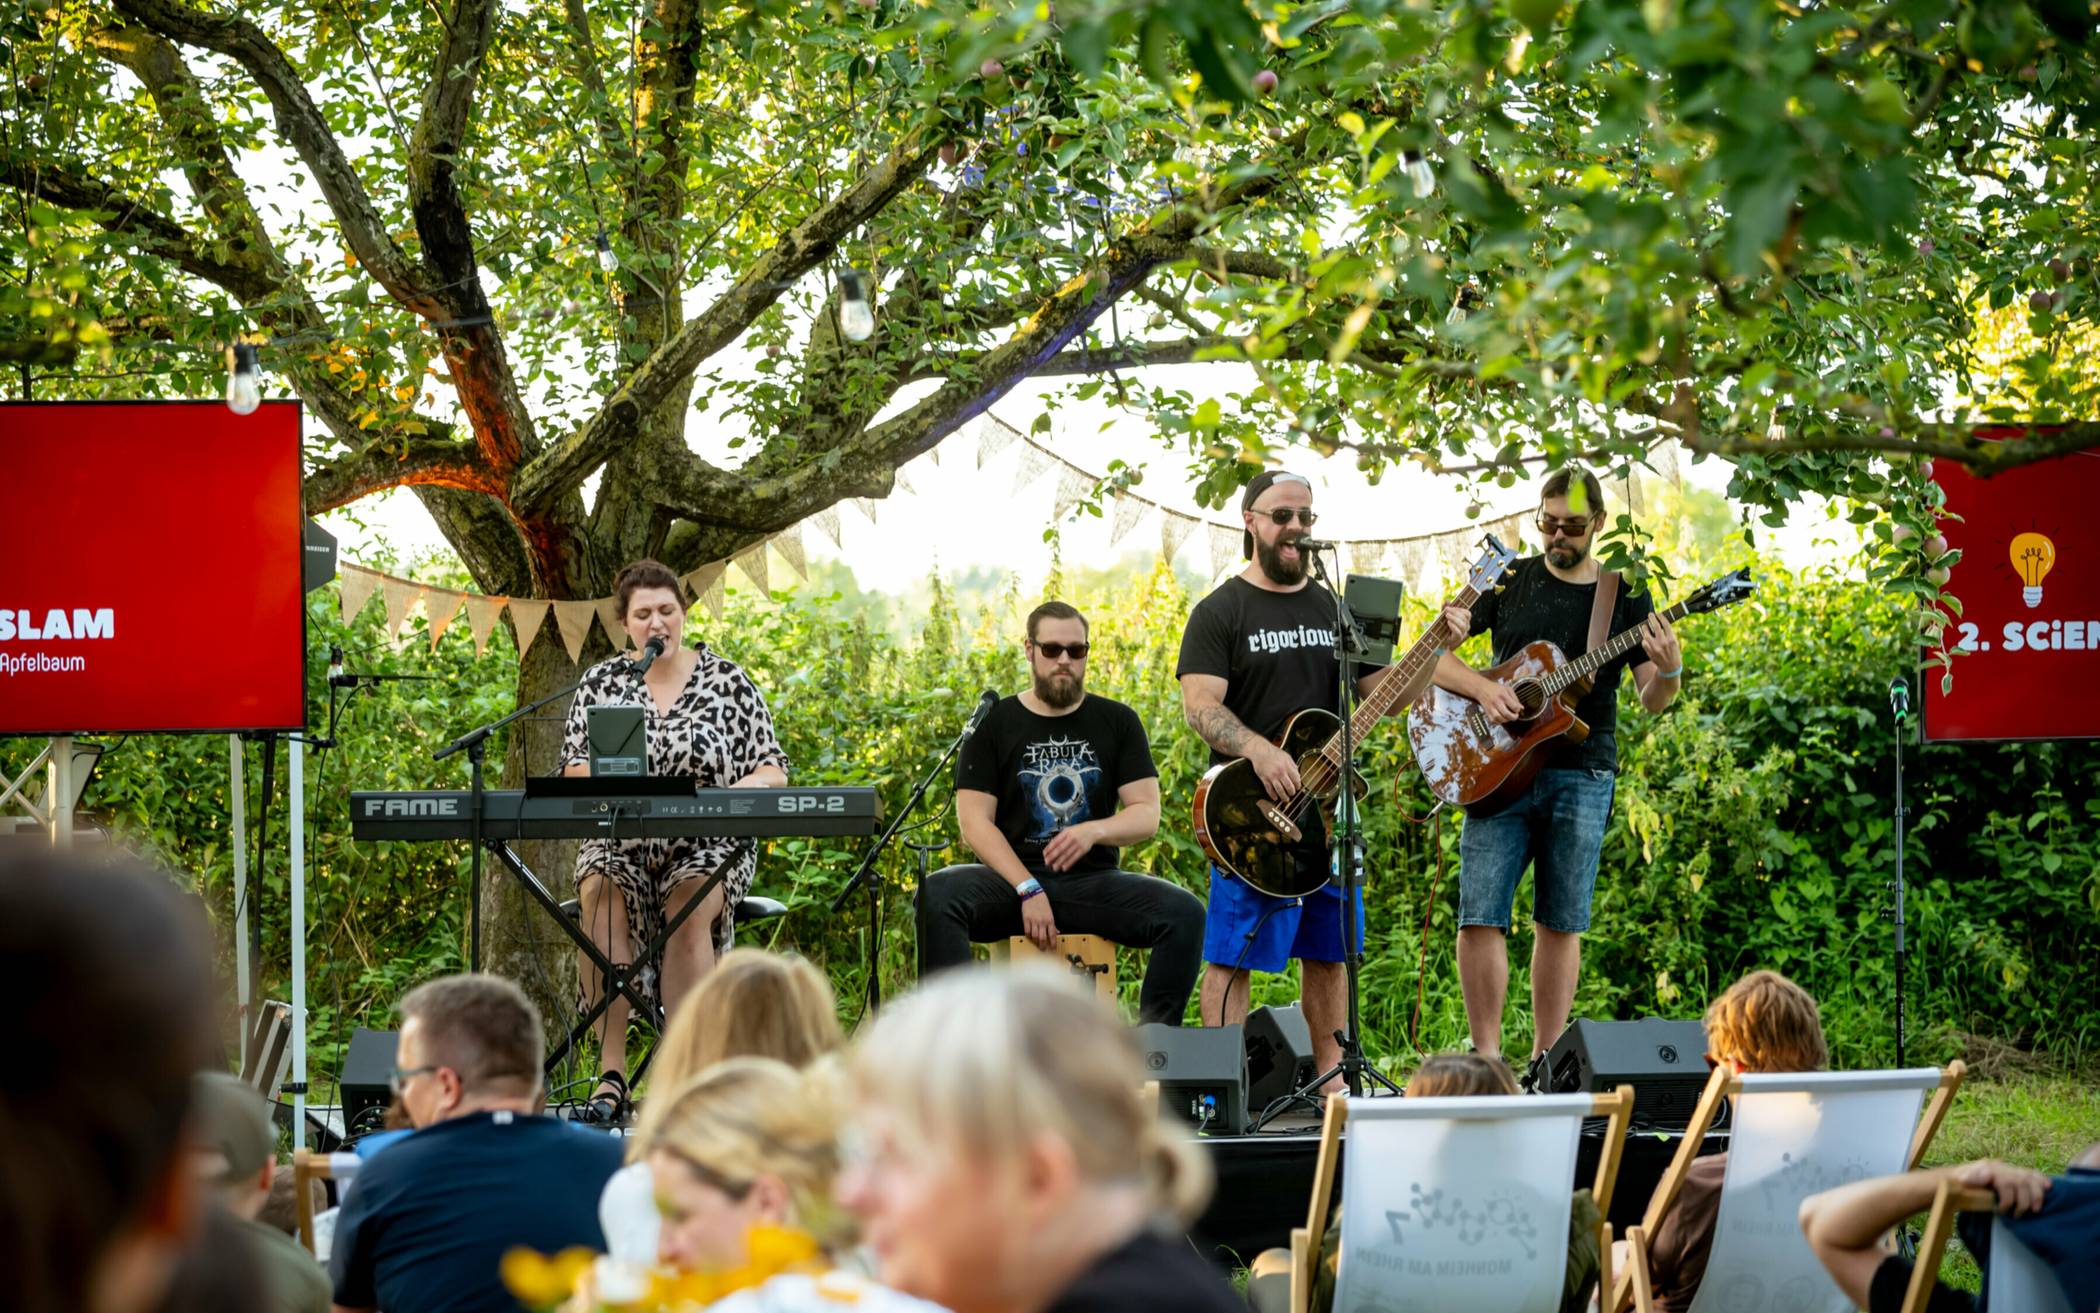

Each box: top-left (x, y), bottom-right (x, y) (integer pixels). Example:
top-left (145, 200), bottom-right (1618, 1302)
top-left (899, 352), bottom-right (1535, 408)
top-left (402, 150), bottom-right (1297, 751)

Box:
top-left (340, 1027), bottom-right (400, 1137)
top-left (1543, 1017), bottom-right (1713, 1129)
top-left (1245, 1003), bottom-right (1317, 1114)
top-left (1136, 1022), bottom-right (1248, 1136)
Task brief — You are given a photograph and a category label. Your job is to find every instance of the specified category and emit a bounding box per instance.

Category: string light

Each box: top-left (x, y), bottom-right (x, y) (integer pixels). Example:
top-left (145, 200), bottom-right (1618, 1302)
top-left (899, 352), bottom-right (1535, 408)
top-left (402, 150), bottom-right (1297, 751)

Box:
top-left (594, 228), bottom-right (620, 274)
top-left (836, 268), bottom-right (875, 342)
top-left (225, 342), bottom-right (262, 415)
top-left (1405, 151), bottom-right (1436, 199)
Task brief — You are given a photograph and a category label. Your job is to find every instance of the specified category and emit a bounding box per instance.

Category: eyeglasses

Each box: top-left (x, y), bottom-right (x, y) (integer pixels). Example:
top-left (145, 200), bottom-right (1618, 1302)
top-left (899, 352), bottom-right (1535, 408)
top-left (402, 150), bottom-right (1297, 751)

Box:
top-left (1536, 515), bottom-right (1595, 537)
top-left (1033, 641), bottom-right (1090, 660)
top-left (1255, 507), bottom-right (1318, 527)
top-left (388, 1064), bottom-right (438, 1095)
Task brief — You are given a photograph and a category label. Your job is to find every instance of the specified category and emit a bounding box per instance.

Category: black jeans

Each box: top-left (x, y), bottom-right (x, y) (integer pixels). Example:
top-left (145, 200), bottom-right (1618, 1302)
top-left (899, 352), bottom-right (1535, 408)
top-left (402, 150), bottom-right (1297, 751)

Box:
top-left (916, 864), bottom-right (1207, 1024)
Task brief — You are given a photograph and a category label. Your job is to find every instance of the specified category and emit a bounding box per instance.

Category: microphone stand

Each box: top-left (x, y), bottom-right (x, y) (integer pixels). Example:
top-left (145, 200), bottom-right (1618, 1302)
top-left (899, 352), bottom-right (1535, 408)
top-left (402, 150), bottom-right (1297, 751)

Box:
top-left (1888, 676), bottom-right (1910, 1068)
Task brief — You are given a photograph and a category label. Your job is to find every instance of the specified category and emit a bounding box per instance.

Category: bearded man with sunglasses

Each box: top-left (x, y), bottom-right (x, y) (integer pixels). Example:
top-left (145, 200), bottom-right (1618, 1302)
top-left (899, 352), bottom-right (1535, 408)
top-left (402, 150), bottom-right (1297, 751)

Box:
top-left (1431, 467), bottom-right (1682, 1080)
top-left (918, 600), bottom-right (1208, 1023)
top-left (1178, 471), bottom-right (1471, 1085)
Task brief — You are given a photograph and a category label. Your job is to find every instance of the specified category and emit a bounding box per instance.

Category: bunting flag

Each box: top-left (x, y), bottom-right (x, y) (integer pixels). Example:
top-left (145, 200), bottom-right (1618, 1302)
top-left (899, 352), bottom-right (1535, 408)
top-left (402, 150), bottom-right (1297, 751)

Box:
top-left (1208, 524), bottom-right (1241, 578)
top-left (1109, 493), bottom-right (1149, 546)
top-left (1011, 445), bottom-right (1052, 496)
top-left (594, 596), bottom-right (628, 649)
top-left (426, 591), bottom-right (462, 652)
top-left (463, 593), bottom-right (507, 656)
top-left (698, 568), bottom-right (726, 619)
top-left (507, 598), bottom-right (551, 651)
top-left (977, 420), bottom-right (1019, 468)
top-left (1161, 512), bottom-right (1196, 562)
top-left (852, 497), bottom-right (879, 524)
top-left (381, 577), bottom-right (425, 640)
top-left (771, 527), bottom-right (807, 582)
top-left (810, 505), bottom-right (843, 550)
top-left (683, 561), bottom-right (725, 600)
top-left (892, 466), bottom-right (916, 497)
top-left (339, 566), bottom-right (383, 626)
top-left (552, 600), bottom-right (596, 664)
top-left (734, 542), bottom-right (770, 595)
top-left (1051, 468), bottom-right (1091, 522)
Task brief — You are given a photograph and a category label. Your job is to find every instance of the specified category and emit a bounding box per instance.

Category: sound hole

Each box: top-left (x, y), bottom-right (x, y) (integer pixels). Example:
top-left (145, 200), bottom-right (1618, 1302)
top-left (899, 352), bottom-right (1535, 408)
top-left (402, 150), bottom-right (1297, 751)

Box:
top-left (1509, 678), bottom-right (1549, 719)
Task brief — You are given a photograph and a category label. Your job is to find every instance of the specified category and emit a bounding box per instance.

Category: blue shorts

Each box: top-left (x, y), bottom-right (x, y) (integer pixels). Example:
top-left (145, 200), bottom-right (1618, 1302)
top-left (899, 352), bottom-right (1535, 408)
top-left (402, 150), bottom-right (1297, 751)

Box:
top-left (1458, 767), bottom-right (1616, 933)
top-left (1202, 859), bottom-right (1365, 974)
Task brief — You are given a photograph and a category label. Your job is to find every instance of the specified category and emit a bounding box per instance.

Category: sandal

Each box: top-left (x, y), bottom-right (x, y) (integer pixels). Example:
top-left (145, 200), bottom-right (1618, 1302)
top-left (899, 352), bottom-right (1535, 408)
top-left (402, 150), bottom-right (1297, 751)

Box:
top-left (582, 1068), bottom-right (629, 1126)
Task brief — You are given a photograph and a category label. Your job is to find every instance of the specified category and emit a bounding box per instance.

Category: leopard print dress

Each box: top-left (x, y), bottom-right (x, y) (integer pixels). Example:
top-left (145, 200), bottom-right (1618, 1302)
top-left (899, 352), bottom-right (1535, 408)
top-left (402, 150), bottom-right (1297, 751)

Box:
top-left (559, 642), bottom-right (789, 1015)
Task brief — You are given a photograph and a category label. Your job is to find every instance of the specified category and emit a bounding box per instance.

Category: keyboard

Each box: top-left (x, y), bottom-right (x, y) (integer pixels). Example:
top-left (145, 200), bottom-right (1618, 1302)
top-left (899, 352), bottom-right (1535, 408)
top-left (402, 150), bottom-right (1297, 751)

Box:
top-left (350, 786), bottom-right (881, 841)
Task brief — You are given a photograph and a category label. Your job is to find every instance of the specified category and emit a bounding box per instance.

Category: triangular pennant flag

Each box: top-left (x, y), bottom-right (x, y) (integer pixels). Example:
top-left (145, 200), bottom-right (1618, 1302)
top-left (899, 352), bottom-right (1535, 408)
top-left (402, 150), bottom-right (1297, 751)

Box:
top-left (926, 439), bottom-right (940, 466)
top-left (771, 527), bottom-right (807, 581)
top-left (852, 497), bottom-right (879, 524)
top-left (1161, 512), bottom-right (1196, 562)
top-left (810, 506), bottom-right (843, 550)
top-left (426, 590), bottom-right (463, 652)
top-left (339, 566), bottom-right (383, 627)
top-left (978, 420), bottom-right (1020, 469)
top-left (1010, 445), bottom-right (1052, 496)
top-left (1399, 540), bottom-right (1430, 592)
top-left (1208, 524), bottom-right (1241, 578)
top-left (1109, 493), bottom-right (1149, 547)
top-left (464, 594), bottom-right (507, 656)
top-left (381, 577), bottom-right (426, 640)
top-left (507, 598), bottom-right (552, 657)
top-left (892, 466), bottom-right (916, 496)
top-left (594, 596), bottom-right (630, 649)
top-left (1051, 467), bottom-right (1091, 521)
top-left (699, 569), bottom-right (726, 620)
top-left (552, 600), bottom-right (596, 665)
top-left (733, 542), bottom-right (770, 595)
top-left (683, 561), bottom-right (726, 600)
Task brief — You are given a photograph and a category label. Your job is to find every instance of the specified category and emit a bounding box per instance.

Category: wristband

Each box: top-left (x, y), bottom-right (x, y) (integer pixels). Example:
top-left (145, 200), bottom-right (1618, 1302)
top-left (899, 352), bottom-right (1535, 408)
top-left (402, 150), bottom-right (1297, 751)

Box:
top-left (1014, 877), bottom-right (1044, 901)
top-left (1658, 666), bottom-right (1683, 680)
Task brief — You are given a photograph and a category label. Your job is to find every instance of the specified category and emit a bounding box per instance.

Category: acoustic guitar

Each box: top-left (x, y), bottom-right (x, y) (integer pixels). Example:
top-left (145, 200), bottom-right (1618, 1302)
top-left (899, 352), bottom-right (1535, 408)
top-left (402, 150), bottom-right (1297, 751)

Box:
top-left (1407, 567), bottom-right (1756, 814)
top-left (1192, 536), bottom-right (1519, 898)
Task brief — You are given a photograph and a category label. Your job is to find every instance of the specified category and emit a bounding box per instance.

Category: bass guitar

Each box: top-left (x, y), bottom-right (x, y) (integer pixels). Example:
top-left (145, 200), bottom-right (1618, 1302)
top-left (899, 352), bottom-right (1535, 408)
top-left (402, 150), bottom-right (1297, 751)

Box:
top-left (1407, 567), bottom-right (1756, 813)
top-left (1193, 536), bottom-right (1519, 898)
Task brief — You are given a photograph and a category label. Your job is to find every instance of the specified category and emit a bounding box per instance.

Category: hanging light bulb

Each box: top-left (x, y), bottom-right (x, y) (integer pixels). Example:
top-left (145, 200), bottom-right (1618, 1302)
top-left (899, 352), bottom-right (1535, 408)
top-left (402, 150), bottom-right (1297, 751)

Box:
top-left (225, 342), bottom-right (262, 415)
top-left (837, 268), bottom-right (875, 342)
top-left (594, 228), bottom-right (620, 274)
top-left (1405, 150), bottom-right (1436, 199)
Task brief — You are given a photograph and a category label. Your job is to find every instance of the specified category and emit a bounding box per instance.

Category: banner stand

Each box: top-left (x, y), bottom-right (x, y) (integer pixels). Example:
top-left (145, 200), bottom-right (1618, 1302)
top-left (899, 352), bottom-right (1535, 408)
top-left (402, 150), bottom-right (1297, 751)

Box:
top-left (289, 738), bottom-right (308, 1139)
top-left (231, 735), bottom-right (252, 1053)
top-left (0, 737), bottom-right (77, 844)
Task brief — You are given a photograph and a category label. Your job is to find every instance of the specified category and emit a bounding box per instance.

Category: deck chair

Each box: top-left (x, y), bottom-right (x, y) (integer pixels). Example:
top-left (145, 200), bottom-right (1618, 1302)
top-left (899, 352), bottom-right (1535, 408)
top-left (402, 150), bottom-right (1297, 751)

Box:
top-left (1290, 1086), bottom-right (1633, 1313)
top-left (1617, 1061), bottom-right (1966, 1313)
top-left (1901, 1180), bottom-right (2073, 1313)
top-left (292, 1147), bottom-right (363, 1256)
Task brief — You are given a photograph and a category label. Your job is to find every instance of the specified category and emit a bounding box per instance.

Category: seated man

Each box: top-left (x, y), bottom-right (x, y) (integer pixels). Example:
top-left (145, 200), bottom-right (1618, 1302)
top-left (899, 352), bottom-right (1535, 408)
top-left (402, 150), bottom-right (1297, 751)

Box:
top-left (190, 1071), bottom-right (332, 1313)
top-left (1242, 1052), bottom-right (1603, 1313)
top-left (329, 974), bottom-right (623, 1313)
top-left (918, 600), bottom-right (1206, 1024)
top-left (1799, 1146), bottom-right (2100, 1312)
top-left (1640, 969), bottom-right (1829, 1312)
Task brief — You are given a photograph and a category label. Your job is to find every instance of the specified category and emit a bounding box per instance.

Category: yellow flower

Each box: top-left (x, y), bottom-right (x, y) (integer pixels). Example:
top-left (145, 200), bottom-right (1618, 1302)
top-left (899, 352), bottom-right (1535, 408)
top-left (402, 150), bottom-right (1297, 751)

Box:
top-left (500, 1246), bottom-right (595, 1310)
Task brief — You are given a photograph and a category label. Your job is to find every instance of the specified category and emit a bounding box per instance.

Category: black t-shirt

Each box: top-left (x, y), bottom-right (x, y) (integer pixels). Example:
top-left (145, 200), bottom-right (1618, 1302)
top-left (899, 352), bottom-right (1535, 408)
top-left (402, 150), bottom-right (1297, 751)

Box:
top-left (955, 693), bottom-right (1156, 874)
top-left (329, 1110), bottom-right (624, 1313)
top-left (1176, 577), bottom-right (1386, 767)
top-left (1044, 1230), bottom-right (1244, 1313)
top-left (1466, 555), bottom-right (1656, 772)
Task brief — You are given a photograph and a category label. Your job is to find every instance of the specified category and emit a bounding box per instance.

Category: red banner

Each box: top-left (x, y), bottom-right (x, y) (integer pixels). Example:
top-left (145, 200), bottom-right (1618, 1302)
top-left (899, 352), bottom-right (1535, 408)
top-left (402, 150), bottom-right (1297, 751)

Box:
top-left (0, 401), bottom-right (306, 735)
top-left (1927, 434), bottom-right (2100, 741)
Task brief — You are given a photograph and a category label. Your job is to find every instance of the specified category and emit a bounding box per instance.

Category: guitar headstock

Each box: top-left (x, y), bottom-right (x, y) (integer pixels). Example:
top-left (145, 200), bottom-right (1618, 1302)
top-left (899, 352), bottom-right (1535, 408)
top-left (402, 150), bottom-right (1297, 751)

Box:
top-left (1467, 534), bottom-right (1518, 595)
top-left (1684, 567), bottom-right (1756, 615)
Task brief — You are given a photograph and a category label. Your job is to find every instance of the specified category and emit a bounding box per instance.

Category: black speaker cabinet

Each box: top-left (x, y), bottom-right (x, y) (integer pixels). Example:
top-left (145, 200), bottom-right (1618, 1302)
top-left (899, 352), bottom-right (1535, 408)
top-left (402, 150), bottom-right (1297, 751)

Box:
top-left (340, 1027), bottom-right (400, 1136)
top-left (1136, 1022), bottom-right (1248, 1136)
top-left (1543, 1017), bottom-right (1713, 1129)
top-left (1245, 1003), bottom-right (1317, 1114)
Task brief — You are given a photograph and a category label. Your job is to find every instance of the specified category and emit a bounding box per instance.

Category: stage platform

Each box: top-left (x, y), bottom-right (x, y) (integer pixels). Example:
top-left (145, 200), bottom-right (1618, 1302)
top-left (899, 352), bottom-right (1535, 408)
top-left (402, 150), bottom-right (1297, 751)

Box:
top-left (1188, 1105), bottom-right (1729, 1264)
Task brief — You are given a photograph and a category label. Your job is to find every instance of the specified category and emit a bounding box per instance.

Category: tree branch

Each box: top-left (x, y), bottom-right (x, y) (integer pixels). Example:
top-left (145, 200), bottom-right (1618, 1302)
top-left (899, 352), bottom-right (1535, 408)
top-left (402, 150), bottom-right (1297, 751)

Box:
top-left (1682, 422), bottom-right (2100, 476)
top-left (0, 150), bottom-right (261, 296)
top-left (303, 432), bottom-right (503, 514)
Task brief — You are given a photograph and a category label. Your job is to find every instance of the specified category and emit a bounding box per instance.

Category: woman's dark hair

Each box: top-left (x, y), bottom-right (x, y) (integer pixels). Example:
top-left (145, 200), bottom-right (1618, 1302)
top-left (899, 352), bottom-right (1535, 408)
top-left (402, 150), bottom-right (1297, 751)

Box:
top-left (0, 852), bottom-right (222, 1313)
top-left (614, 559), bottom-right (687, 620)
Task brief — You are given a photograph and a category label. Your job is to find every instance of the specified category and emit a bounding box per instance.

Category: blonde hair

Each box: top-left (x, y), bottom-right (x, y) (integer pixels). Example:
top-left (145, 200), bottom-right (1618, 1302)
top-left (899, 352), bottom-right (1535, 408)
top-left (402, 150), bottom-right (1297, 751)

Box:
top-left (1406, 1052), bottom-right (1518, 1098)
top-left (1704, 970), bottom-right (1828, 1074)
top-left (639, 1056), bottom-right (848, 1249)
top-left (849, 968), bottom-right (1212, 1224)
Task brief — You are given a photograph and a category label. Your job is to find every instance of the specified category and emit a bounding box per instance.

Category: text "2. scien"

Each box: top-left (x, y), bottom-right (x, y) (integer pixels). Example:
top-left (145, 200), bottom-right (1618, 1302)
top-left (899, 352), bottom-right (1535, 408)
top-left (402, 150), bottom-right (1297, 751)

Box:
top-left (775, 795), bottom-right (846, 813)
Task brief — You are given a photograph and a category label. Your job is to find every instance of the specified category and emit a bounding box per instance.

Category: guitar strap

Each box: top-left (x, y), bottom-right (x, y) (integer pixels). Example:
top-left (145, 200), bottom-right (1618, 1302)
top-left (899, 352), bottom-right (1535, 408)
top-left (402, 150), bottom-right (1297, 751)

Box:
top-left (1587, 570), bottom-right (1619, 656)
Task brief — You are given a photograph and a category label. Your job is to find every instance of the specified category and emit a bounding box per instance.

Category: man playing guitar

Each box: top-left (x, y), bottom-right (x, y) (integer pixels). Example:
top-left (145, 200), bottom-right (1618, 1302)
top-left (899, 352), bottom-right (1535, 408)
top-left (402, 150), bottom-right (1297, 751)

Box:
top-left (1178, 470), bottom-right (1473, 1089)
top-left (1430, 468), bottom-right (1682, 1081)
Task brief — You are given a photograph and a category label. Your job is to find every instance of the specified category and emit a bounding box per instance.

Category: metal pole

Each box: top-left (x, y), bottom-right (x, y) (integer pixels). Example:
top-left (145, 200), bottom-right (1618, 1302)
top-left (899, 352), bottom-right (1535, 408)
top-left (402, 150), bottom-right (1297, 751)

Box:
top-left (49, 736), bottom-right (73, 849)
top-left (231, 735), bottom-right (252, 1050)
top-left (290, 737), bottom-right (309, 1142)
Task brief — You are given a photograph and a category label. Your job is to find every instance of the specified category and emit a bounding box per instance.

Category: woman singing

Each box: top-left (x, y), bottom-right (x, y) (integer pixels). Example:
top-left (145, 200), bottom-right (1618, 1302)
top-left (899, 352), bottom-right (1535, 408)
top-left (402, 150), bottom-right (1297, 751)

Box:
top-left (559, 559), bottom-right (788, 1121)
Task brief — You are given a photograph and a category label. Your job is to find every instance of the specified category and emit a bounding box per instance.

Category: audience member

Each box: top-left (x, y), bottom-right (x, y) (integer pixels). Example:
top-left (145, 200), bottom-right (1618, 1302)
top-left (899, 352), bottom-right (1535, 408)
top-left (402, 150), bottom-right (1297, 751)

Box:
top-left (187, 1073), bottom-right (330, 1313)
top-left (0, 852), bottom-right (234, 1313)
top-left (258, 1167), bottom-right (325, 1240)
top-left (840, 968), bottom-right (1241, 1313)
top-left (1638, 969), bottom-right (1828, 1312)
top-left (600, 948), bottom-right (845, 1266)
top-left (1242, 1052), bottom-right (1602, 1313)
top-left (1799, 1144), bottom-right (2100, 1312)
top-left (328, 974), bottom-right (623, 1313)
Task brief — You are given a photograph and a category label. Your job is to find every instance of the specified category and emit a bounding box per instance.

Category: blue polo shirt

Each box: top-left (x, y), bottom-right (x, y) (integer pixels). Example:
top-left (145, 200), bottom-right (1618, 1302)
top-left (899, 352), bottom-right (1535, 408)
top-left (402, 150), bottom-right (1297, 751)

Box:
top-left (329, 1110), bottom-right (624, 1313)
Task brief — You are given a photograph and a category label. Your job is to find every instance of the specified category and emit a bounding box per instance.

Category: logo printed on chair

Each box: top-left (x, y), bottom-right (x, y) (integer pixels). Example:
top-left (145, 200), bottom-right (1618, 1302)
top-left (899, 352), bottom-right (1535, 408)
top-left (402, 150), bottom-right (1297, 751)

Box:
top-left (1382, 1182), bottom-right (1548, 1263)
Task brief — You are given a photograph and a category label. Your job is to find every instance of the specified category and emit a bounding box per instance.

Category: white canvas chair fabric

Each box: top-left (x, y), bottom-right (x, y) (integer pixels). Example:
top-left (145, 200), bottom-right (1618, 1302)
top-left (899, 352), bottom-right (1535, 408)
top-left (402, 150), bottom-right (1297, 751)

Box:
top-left (1329, 1093), bottom-right (1591, 1313)
top-left (1685, 1069), bottom-right (1944, 1313)
top-left (1987, 1217), bottom-right (2073, 1313)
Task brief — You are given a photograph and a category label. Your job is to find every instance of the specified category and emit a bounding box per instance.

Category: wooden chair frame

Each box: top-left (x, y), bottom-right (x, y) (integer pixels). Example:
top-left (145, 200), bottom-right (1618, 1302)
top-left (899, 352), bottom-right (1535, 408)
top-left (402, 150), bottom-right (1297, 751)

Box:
top-left (1288, 1086), bottom-right (1634, 1313)
top-left (292, 1146), bottom-right (337, 1256)
top-left (1900, 1181), bottom-right (1997, 1313)
top-left (1612, 1060), bottom-right (1967, 1313)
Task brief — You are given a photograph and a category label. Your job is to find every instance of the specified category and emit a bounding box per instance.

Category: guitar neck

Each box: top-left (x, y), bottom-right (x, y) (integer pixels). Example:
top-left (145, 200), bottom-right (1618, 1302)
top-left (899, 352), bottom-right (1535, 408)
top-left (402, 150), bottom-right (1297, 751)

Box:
top-left (1541, 596), bottom-right (1694, 696)
top-left (1328, 580), bottom-right (1487, 752)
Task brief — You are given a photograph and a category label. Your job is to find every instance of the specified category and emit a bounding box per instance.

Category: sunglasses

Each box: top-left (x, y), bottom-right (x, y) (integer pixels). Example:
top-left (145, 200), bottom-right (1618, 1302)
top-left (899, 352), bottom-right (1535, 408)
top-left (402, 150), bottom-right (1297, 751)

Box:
top-left (1537, 515), bottom-right (1595, 537)
top-left (1033, 641), bottom-right (1090, 660)
top-left (1255, 507), bottom-right (1319, 527)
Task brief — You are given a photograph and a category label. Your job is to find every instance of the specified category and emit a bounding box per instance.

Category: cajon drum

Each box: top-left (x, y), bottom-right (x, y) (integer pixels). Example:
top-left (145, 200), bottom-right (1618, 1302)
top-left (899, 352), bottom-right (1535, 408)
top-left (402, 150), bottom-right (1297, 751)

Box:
top-left (988, 933), bottom-right (1118, 1001)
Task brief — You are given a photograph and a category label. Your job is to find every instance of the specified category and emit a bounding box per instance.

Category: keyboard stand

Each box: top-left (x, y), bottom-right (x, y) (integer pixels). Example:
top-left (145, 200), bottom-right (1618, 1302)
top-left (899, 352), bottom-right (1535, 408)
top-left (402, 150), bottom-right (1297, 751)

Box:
top-left (483, 837), bottom-right (734, 1080)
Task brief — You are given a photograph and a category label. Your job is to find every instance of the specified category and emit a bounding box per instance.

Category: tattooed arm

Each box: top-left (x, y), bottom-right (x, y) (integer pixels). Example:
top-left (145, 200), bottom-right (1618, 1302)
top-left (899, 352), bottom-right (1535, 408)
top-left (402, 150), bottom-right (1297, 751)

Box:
top-left (1181, 674), bottom-right (1300, 802)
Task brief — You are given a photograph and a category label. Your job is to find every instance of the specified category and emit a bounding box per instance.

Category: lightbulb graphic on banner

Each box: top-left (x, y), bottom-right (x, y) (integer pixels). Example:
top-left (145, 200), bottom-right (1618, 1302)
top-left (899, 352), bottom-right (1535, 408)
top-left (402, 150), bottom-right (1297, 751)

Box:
top-left (2009, 530), bottom-right (2056, 608)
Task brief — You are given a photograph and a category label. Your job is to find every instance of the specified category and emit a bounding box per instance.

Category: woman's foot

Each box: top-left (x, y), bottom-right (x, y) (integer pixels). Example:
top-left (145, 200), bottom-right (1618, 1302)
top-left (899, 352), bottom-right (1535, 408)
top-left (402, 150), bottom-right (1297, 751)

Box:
top-left (582, 1068), bottom-right (629, 1125)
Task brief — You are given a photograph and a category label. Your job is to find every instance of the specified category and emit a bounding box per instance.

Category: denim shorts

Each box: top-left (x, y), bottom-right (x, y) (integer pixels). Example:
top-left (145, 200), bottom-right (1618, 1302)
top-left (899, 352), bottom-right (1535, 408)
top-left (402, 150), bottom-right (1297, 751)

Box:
top-left (1457, 767), bottom-right (1616, 933)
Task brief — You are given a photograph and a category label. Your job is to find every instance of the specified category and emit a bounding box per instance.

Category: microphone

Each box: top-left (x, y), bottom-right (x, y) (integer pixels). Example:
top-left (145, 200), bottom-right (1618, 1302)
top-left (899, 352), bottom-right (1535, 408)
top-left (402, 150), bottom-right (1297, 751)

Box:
top-left (1888, 676), bottom-right (1910, 722)
top-left (635, 636), bottom-right (667, 676)
top-left (962, 689), bottom-right (999, 740)
top-left (327, 643), bottom-right (353, 688)
top-left (1293, 538), bottom-right (1338, 552)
